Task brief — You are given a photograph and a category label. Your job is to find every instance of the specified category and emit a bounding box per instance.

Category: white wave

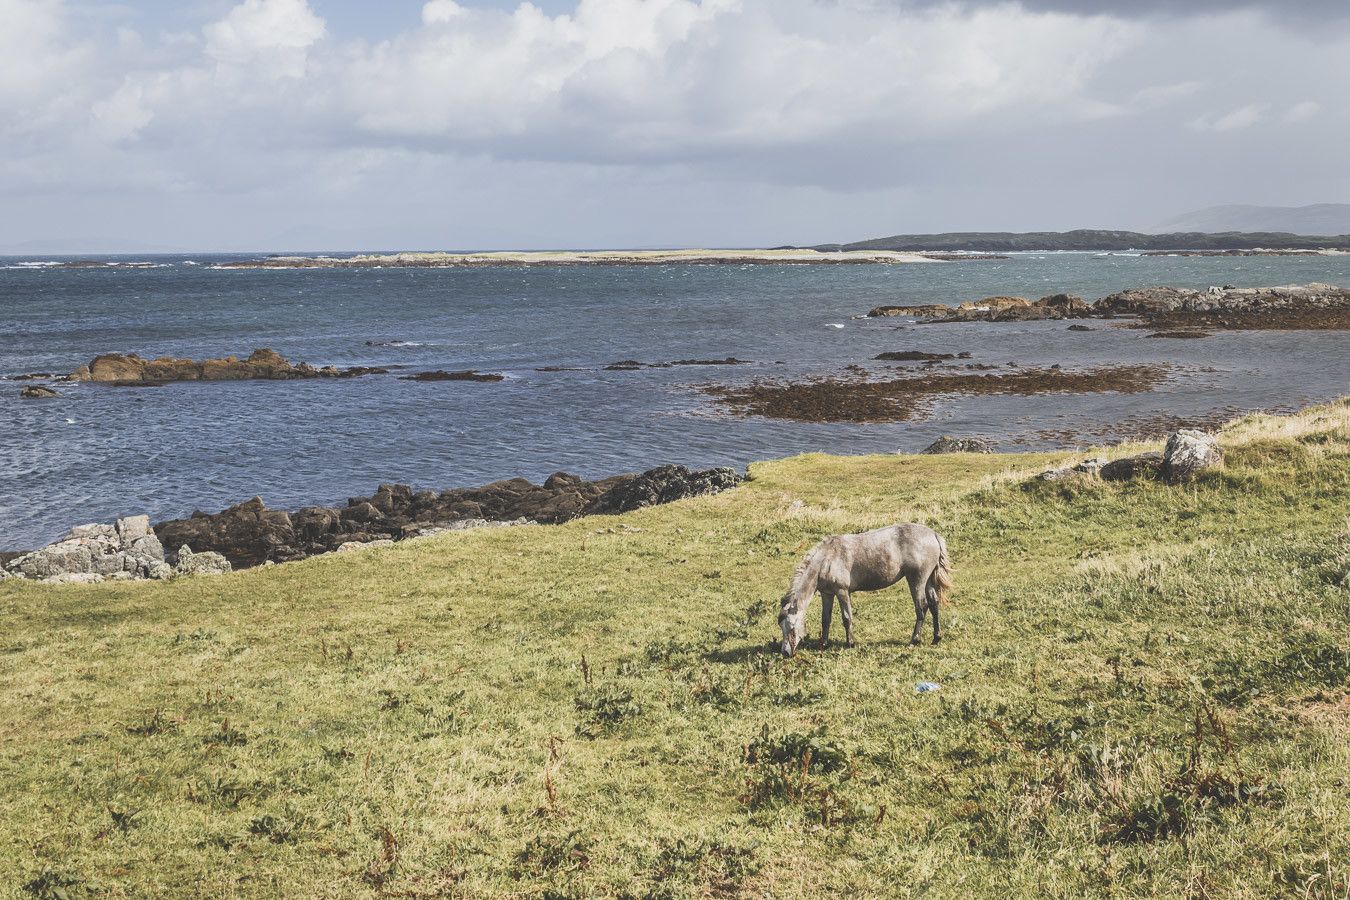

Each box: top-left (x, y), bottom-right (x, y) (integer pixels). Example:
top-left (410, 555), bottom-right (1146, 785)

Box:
top-left (825, 323), bottom-right (846, 329)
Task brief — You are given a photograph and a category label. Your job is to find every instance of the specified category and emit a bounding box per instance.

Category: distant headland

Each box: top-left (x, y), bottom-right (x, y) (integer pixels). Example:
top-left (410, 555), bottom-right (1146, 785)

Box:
top-left (808, 229), bottom-right (1350, 253)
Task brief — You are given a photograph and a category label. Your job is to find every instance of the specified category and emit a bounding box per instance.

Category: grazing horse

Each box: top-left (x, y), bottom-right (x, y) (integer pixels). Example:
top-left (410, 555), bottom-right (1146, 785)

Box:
top-left (778, 523), bottom-right (952, 657)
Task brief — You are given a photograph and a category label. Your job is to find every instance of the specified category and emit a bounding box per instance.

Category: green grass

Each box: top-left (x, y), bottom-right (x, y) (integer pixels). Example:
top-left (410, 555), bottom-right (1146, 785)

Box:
top-left (2, 400), bottom-right (1348, 898)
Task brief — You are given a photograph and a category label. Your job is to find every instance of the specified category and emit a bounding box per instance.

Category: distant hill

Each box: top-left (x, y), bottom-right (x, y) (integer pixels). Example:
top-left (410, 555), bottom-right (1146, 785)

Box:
top-left (1151, 204), bottom-right (1350, 236)
top-left (811, 229), bottom-right (1350, 253)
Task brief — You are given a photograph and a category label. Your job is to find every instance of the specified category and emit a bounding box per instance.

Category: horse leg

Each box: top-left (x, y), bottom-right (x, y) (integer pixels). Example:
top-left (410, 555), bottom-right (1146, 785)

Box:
top-left (819, 592), bottom-right (834, 649)
top-left (907, 572), bottom-right (926, 646)
top-left (838, 591), bottom-right (855, 648)
top-left (927, 582), bottom-right (941, 645)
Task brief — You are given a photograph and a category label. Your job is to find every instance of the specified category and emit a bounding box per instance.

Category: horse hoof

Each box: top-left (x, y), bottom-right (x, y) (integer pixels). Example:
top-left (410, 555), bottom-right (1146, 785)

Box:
top-left (817, 640), bottom-right (829, 650)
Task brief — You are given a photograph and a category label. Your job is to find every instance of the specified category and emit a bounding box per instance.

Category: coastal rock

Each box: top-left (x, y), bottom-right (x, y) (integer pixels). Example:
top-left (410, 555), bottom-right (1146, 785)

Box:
top-left (920, 437), bottom-right (995, 454)
top-left (1162, 430), bottom-right (1224, 483)
top-left (400, 370), bottom-right (504, 382)
top-left (1100, 451), bottom-right (1164, 482)
top-left (5, 514), bottom-right (169, 582)
top-left (69, 349), bottom-right (386, 384)
top-left (155, 497), bottom-right (298, 569)
top-left (586, 465), bottom-right (743, 514)
top-left (1036, 457), bottom-right (1107, 482)
top-left (867, 304), bottom-right (952, 318)
top-left (957, 296), bottom-right (1030, 311)
top-left (147, 465), bottom-right (742, 568)
top-left (174, 546), bottom-right (233, 577)
top-left (1068, 324), bottom-right (1095, 332)
top-left (20, 386), bottom-right (59, 399)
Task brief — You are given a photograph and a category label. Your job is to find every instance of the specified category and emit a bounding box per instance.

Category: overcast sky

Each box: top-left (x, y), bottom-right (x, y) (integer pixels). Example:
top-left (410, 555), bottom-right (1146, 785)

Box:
top-left (1, 0), bottom-right (1346, 251)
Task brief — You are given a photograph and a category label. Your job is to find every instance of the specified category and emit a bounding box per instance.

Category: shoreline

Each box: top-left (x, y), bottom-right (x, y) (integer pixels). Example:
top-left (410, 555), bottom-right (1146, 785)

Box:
top-left (214, 248), bottom-right (946, 269)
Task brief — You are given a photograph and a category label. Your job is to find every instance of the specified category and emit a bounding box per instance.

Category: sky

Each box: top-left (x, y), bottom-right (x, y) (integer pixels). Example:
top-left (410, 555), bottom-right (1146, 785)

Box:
top-left (1, 0), bottom-right (1346, 251)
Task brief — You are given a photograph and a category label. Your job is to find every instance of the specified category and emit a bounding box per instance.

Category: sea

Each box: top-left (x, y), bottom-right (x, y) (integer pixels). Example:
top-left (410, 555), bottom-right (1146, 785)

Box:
top-left (3, 252), bottom-right (1349, 549)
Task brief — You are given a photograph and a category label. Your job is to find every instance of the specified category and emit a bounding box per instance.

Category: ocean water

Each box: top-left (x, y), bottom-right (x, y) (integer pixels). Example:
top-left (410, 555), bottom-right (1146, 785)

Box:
top-left (3, 252), bottom-right (1349, 548)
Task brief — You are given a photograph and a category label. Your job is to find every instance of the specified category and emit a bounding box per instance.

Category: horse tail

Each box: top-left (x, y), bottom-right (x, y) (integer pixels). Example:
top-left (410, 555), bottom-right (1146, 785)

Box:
top-left (929, 533), bottom-right (954, 605)
top-left (784, 542), bottom-right (825, 612)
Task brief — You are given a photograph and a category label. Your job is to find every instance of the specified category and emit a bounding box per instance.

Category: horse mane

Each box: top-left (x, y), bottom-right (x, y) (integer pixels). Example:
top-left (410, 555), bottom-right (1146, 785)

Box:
top-left (781, 542), bottom-right (826, 616)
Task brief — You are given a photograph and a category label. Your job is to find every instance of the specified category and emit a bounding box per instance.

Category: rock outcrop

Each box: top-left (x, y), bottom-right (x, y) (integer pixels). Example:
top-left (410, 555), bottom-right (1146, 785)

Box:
top-left (151, 465), bottom-right (743, 569)
top-left (174, 546), bottom-right (232, 577)
top-left (3, 515), bottom-right (171, 582)
top-left (69, 349), bottom-right (387, 384)
top-left (20, 386), bottom-right (59, 399)
top-left (1162, 430), bottom-right (1224, 483)
top-left (399, 370), bottom-right (504, 382)
top-left (1100, 451), bottom-right (1164, 482)
top-left (920, 437), bottom-right (995, 454)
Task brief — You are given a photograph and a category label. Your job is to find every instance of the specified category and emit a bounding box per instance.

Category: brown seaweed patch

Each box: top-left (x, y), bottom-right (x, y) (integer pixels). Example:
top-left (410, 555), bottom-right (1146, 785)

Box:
top-left (1147, 331), bottom-right (1212, 339)
top-left (400, 370), bottom-right (504, 383)
top-left (1143, 309), bottom-right (1350, 331)
top-left (701, 365), bottom-right (1166, 423)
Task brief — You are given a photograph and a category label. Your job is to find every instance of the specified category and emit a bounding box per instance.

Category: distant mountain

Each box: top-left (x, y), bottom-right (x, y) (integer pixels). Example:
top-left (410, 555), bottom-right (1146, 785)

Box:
top-left (1151, 204), bottom-right (1350, 236)
top-left (812, 229), bottom-right (1350, 253)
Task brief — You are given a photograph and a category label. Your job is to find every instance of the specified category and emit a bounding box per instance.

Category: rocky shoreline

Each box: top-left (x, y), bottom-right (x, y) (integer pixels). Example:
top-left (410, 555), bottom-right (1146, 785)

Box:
top-left (2, 464), bottom-right (743, 582)
top-left (866, 282), bottom-right (1350, 329)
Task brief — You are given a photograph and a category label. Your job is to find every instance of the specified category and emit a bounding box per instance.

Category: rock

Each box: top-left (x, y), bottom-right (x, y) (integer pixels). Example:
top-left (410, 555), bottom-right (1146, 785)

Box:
top-left (867, 304), bottom-right (952, 318)
top-left (1075, 458), bottom-right (1106, 475)
top-left (957, 296), bottom-right (1030, 311)
top-left (587, 465), bottom-right (742, 514)
top-left (335, 539), bottom-right (396, 553)
top-left (1036, 457), bottom-right (1106, 482)
top-left (1162, 430), bottom-right (1224, 483)
top-left (20, 386), bottom-right (59, 399)
top-left (174, 546), bottom-right (233, 577)
top-left (1034, 293), bottom-right (1089, 313)
top-left (147, 464), bottom-right (740, 569)
top-left (920, 436), bottom-right (995, 454)
top-left (155, 497), bottom-right (298, 569)
top-left (1100, 451), bottom-right (1163, 482)
top-left (875, 351), bottom-right (959, 362)
top-left (400, 370), bottom-right (504, 382)
top-left (1068, 324), bottom-right (1094, 332)
top-left (69, 349), bottom-right (384, 383)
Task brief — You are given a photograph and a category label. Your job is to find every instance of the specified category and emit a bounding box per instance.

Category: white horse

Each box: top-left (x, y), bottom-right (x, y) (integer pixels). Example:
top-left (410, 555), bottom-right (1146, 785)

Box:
top-left (778, 523), bottom-right (953, 657)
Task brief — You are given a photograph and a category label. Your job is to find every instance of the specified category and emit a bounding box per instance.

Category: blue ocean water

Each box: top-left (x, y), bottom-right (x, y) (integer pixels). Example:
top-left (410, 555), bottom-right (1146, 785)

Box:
top-left (3, 252), bottom-right (1349, 548)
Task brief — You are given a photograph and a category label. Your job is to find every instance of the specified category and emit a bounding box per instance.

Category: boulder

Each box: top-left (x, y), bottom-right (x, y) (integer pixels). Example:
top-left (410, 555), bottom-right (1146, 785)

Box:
top-left (1162, 430), bottom-right (1223, 483)
top-left (174, 546), bottom-right (233, 577)
top-left (1035, 293), bottom-right (1090, 313)
top-left (1100, 451), bottom-right (1164, 482)
top-left (155, 497), bottom-right (298, 569)
top-left (5, 514), bottom-right (168, 581)
top-left (587, 465), bottom-right (742, 514)
top-left (20, 386), bottom-right (59, 399)
top-left (920, 437), bottom-right (995, 454)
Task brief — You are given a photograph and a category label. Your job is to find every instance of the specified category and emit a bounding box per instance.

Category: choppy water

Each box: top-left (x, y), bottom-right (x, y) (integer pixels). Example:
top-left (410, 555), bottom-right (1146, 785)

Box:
top-left (3, 252), bottom-right (1349, 548)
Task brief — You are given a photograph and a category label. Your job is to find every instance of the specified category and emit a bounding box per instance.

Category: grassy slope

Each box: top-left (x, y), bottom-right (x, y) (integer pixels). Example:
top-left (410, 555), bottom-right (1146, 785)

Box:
top-left (2, 402), bottom-right (1348, 899)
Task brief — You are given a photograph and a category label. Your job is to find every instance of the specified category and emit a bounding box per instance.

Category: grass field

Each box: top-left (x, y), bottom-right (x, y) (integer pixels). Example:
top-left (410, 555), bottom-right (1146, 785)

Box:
top-left (3, 400), bottom-right (1348, 898)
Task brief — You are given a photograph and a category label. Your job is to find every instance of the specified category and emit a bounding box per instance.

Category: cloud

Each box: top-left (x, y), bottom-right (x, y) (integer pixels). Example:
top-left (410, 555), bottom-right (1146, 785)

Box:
top-left (1191, 102), bottom-right (1268, 132)
top-left (0, 0), bottom-right (1348, 248)
top-left (203, 0), bottom-right (326, 77)
top-left (1285, 100), bottom-right (1320, 122)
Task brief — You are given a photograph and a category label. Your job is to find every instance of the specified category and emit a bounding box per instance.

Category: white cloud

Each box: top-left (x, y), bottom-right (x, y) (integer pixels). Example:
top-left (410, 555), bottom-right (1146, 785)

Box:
top-left (203, 0), bottom-right (326, 78)
top-left (1191, 102), bottom-right (1268, 132)
top-left (2, 0), bottom-right (1350, 248)
top-left (1285, 99), bottom-right (1320, 122)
